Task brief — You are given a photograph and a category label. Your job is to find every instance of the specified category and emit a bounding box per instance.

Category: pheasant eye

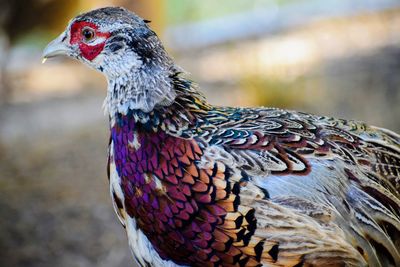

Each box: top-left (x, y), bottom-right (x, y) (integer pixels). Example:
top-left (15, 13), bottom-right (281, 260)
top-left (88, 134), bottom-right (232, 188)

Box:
top-left (82, 27), bottom-right (95, 42)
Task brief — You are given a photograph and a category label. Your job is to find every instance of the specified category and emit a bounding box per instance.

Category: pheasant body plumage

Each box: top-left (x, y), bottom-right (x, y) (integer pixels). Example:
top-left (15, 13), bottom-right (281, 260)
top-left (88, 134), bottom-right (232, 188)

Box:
top-left (43, 7), bottom-right (400, 267)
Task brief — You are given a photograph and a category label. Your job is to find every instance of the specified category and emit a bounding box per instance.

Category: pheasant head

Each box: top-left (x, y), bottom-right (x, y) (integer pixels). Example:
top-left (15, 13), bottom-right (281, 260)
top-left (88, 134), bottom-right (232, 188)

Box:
top-left (43, 7), bottom-right (178, 114)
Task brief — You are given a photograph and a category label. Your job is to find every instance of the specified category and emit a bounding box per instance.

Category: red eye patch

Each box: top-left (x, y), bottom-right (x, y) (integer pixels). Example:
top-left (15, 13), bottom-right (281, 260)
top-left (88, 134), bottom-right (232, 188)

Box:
top-left (70, 21), bottom-right (111, 61)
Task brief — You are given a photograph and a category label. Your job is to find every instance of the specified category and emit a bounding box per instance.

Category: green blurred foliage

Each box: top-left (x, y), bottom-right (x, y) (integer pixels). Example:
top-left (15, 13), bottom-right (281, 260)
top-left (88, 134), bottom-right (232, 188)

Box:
top-left (240, 75), bottom-right (318, 110)
top-left (166, 0), bottom-right (295, 25)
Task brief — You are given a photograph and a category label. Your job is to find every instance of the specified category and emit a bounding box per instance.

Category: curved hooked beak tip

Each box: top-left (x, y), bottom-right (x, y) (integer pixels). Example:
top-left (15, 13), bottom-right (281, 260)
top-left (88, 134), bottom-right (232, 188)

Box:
top-left (42, 32), bottom-right (71, 63)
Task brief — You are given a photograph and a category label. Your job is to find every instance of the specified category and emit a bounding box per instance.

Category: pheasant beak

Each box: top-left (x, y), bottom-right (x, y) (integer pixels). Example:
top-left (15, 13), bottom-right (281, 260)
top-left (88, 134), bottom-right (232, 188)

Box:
top-left (42, 32), bottom-right (71, 63)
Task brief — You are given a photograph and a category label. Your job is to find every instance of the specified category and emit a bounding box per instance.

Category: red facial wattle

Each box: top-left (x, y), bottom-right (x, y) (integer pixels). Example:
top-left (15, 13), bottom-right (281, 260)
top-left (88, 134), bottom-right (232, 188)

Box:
top-left (70, 21), bottom-right (111, 61)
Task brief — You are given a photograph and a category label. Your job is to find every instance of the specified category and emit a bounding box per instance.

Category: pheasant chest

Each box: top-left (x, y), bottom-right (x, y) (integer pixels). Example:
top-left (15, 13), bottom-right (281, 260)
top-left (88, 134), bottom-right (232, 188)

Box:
top-left (110, 113), bottom-right (266, 266)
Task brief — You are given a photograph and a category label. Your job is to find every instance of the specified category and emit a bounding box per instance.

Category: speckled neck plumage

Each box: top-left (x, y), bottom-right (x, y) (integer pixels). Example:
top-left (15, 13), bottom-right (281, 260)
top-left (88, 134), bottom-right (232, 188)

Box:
top-left (104, 62), bottom-right (177, 116)
top-left (102, 23), bottom-right (183, 115)
top-left (108, 73), bottom-right (211, 138)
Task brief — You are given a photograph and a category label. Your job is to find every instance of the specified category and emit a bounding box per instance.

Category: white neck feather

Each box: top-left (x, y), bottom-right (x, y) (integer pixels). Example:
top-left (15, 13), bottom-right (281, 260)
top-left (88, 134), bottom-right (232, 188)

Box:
top-left (102, 51), bottom-right (176, 117)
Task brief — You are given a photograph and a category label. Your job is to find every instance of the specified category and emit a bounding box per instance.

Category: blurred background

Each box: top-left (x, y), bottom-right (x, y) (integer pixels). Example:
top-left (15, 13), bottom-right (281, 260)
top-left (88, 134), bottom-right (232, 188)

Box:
top-left (0, 0), bottom-right (399, 266)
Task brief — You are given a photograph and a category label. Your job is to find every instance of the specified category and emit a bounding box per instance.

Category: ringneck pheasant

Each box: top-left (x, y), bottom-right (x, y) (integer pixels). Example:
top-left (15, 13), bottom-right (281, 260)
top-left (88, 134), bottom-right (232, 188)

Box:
top-left (43, 7), bottom-right (400, 267)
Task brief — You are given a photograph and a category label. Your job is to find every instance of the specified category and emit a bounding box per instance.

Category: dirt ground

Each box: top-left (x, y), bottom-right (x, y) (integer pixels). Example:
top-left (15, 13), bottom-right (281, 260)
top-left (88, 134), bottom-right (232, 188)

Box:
top-left (0, 93), bottom-right (133, 267)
